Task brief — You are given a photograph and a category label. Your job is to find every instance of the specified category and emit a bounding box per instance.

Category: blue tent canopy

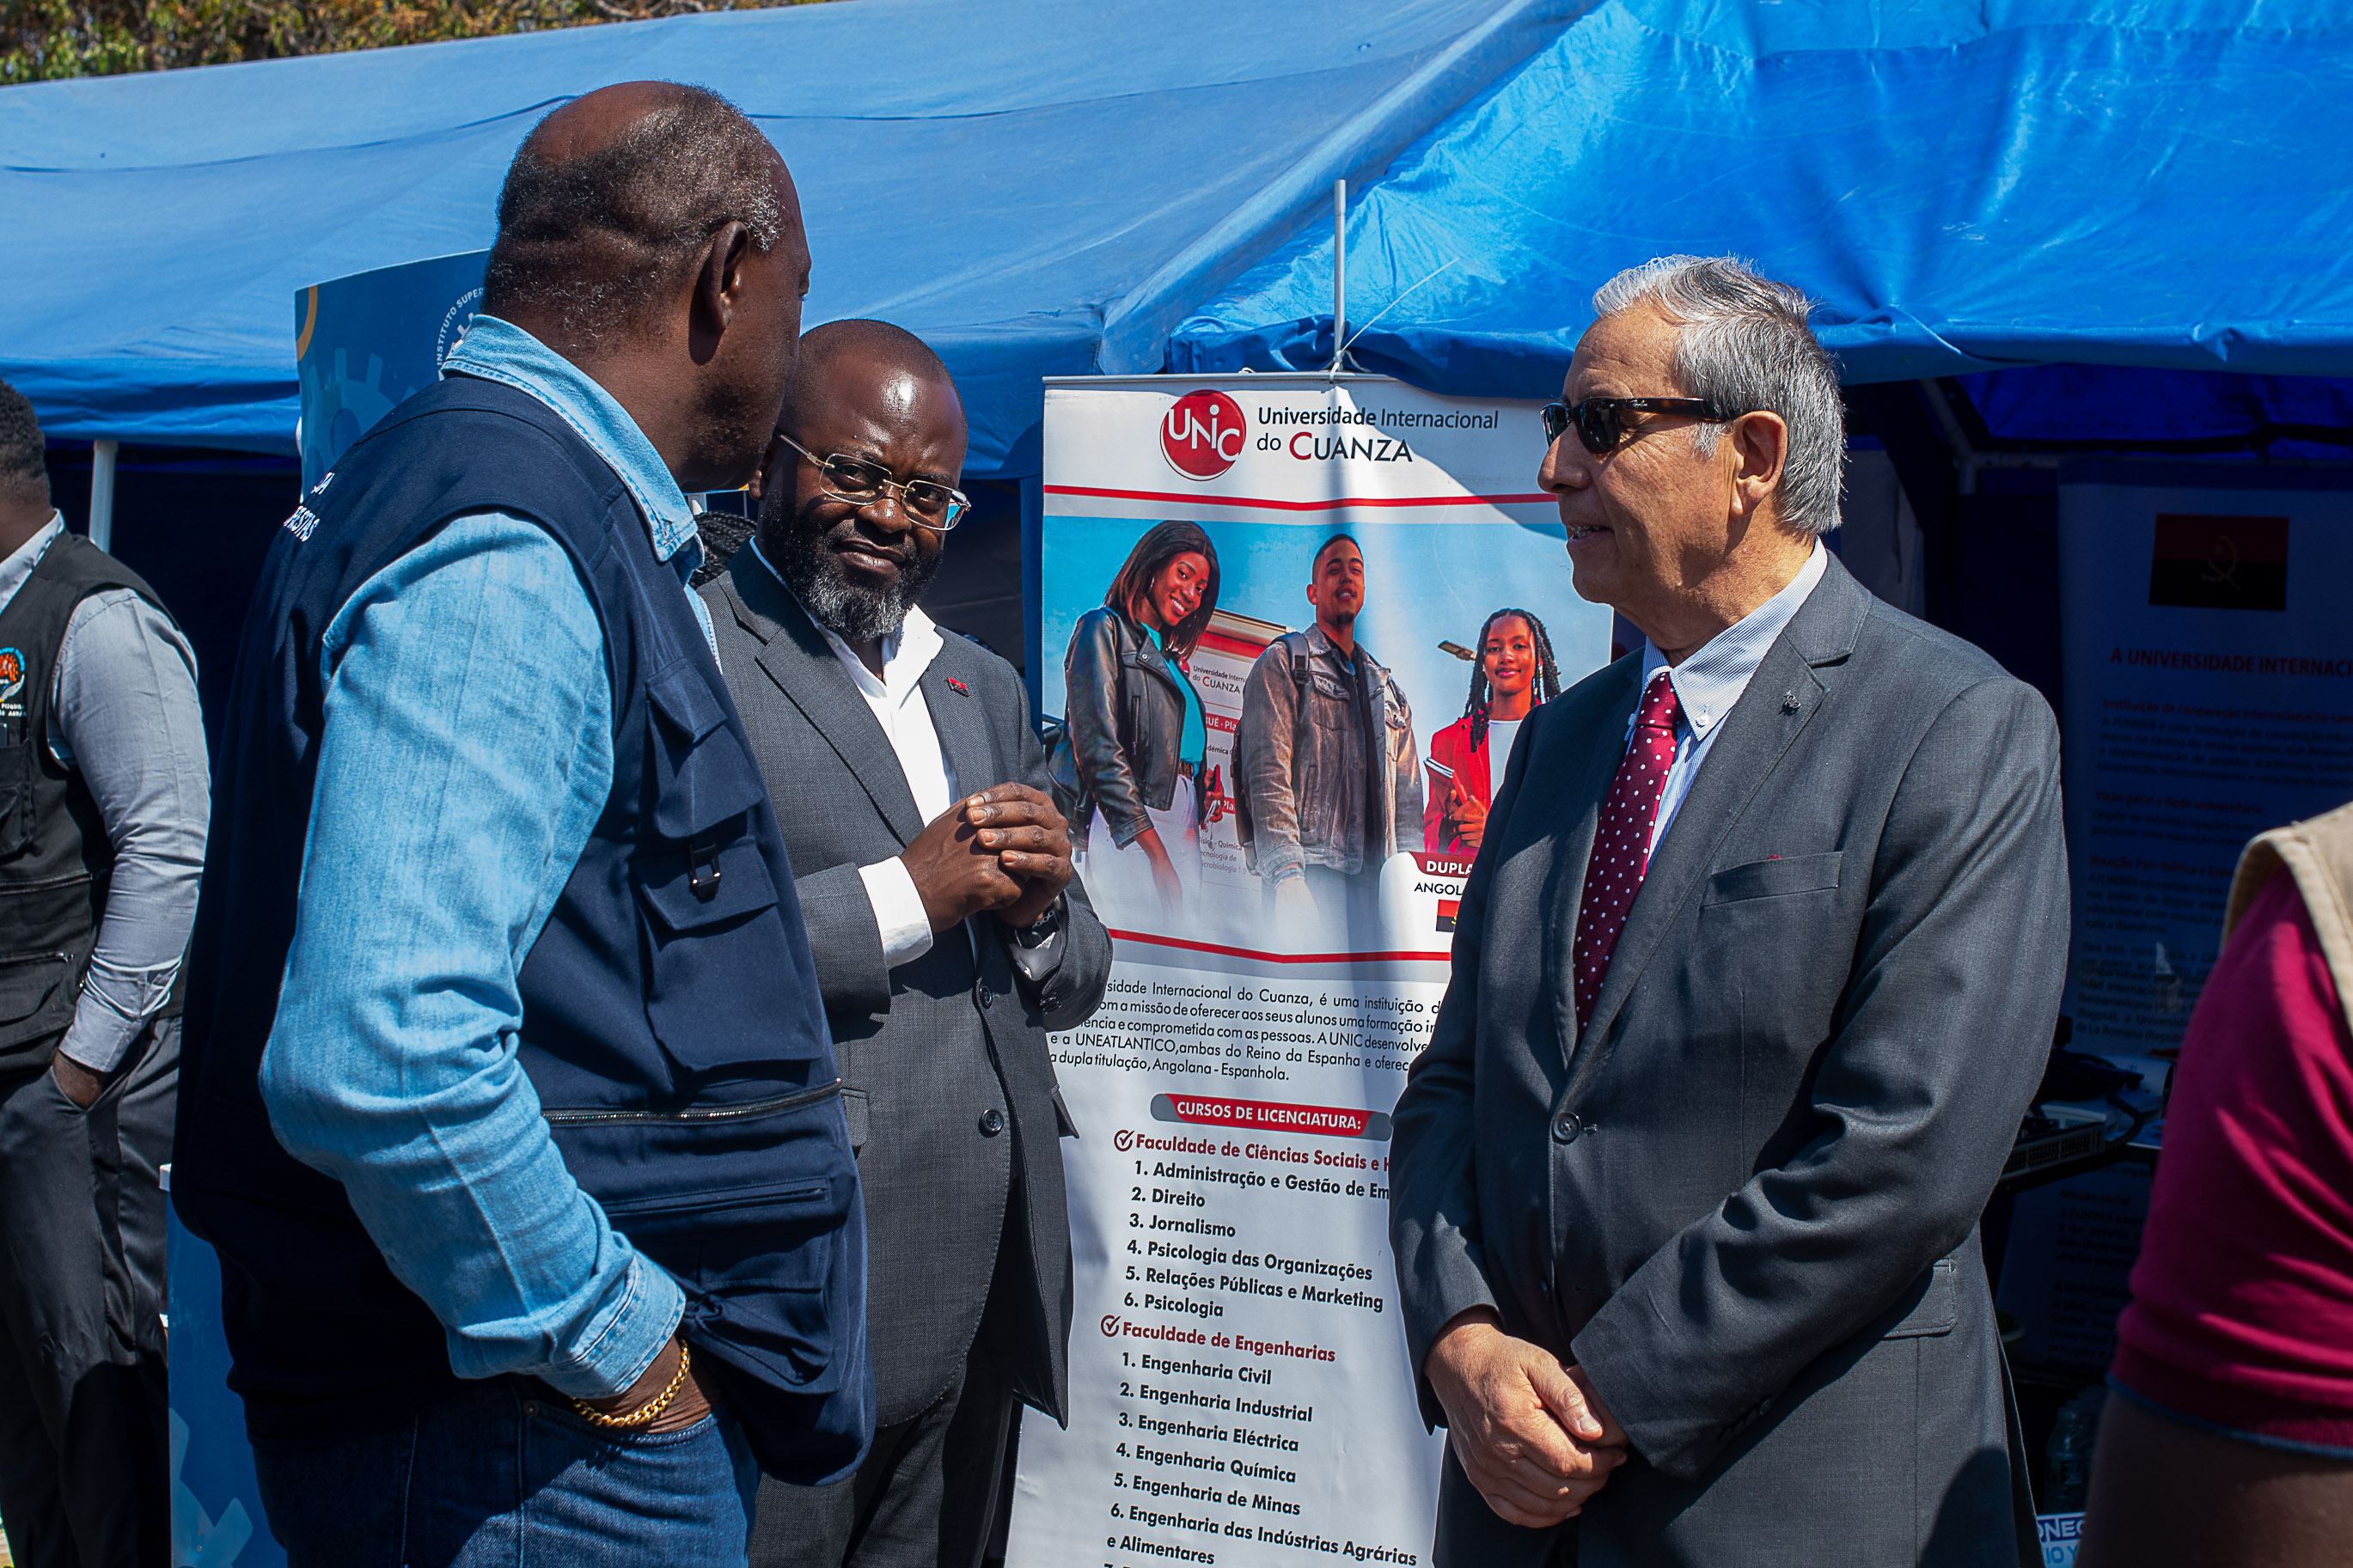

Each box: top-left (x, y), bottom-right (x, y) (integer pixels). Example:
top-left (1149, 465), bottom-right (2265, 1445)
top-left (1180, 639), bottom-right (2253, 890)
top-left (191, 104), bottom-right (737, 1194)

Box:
top-left (1173, 1), bottom-right (2353, 403)
top-left (0, 0), bottom-right (1579, 475)
top-left (10, 1), bottom-right (2350, 474)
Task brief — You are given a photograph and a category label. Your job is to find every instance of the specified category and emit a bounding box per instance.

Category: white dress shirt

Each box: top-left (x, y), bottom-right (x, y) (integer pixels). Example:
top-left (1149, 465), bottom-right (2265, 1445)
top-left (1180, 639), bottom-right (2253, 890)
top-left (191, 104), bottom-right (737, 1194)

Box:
top-left (746, 540), bottom-right (951, 968)
top-left (1635, 540), bottom-right (1829, 857)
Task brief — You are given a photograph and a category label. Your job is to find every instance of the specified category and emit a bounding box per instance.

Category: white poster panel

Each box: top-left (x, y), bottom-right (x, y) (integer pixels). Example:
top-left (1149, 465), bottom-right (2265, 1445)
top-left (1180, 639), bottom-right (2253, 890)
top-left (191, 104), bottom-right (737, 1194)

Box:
top-left (2057, 460), bottom-right (2353, 1077)
top-left (1011, 375), bottom-right (1611, 1568)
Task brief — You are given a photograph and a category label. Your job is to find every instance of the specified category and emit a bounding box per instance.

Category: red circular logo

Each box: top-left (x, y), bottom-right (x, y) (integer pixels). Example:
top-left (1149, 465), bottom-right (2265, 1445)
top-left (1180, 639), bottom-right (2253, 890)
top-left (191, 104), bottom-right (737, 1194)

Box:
top-left (1160, 389), bottom-right (1247, 480)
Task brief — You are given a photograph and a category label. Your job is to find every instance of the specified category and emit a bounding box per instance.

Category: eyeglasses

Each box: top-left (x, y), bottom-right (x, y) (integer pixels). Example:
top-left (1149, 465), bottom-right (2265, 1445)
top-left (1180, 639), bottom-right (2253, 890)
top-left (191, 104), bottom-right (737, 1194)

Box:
top-left (1540, 397), bottom-right (1728, 455)
top-left (773, 430), bottom-right (970, 530)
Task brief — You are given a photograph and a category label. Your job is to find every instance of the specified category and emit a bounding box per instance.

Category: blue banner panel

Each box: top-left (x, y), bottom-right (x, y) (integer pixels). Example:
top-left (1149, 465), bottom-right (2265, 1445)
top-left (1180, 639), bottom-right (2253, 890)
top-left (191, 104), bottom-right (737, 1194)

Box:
top-left (168, 1200), bottom-right (279, 1568)
top-left (296, 252), bottom-right (486, 489)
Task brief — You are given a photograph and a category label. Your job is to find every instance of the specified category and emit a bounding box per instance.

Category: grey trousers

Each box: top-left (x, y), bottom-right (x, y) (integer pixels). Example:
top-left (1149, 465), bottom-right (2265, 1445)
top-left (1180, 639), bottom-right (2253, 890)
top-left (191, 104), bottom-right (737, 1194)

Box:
top-left (749, 1341), bottom-right (1018, 1568)
top-left (0, 1018), bottom-right (174, 1568)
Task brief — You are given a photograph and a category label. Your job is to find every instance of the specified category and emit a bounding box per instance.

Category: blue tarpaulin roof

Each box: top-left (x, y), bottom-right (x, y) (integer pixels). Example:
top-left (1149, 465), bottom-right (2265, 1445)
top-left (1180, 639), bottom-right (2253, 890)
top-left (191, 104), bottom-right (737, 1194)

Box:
top-left (0, 0), bottom-right (1579, 474)
top-left (1173, 2), bottom-right (2353, 401)
top-left (9, 2), bottom-right (2350, 471)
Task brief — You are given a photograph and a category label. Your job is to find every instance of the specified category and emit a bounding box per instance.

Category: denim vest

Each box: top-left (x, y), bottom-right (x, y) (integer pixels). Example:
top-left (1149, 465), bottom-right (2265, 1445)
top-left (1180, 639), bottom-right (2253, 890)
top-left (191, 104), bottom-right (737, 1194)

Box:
top-left (175, 375), bottom-right (871, 1476)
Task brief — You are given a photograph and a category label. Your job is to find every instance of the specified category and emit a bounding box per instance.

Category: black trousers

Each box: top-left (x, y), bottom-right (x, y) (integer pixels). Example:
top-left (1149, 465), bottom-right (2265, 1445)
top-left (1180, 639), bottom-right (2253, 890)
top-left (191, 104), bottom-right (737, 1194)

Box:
top-left (0, 1018), bottom-right (174, 1568)
top-left (749, 1333), bottom-right (1018, 1568)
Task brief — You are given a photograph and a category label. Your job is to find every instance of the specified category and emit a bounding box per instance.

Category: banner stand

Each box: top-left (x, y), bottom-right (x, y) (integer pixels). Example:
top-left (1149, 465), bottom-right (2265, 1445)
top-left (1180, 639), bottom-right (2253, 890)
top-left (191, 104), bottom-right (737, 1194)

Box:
top-left (1010, 373), bottom-right (1610, 1567)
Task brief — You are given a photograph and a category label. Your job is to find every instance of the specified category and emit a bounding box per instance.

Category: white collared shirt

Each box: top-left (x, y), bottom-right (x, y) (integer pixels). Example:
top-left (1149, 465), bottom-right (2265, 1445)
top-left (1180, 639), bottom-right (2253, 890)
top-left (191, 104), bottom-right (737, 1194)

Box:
top-left (747, 540), bottom-right (951, 968)
top-left (1634, 540), bottom-right (1829, 856)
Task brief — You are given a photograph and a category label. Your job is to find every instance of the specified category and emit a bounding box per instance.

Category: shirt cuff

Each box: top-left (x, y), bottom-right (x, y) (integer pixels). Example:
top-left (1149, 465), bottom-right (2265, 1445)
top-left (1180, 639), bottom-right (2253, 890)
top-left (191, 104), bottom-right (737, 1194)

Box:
top-left (57, 956), bottom-right (181, 1073)
top-left (860, 857), bottom-right (936, 968)
top-left (534, 1251), bottom-right (688, 1401)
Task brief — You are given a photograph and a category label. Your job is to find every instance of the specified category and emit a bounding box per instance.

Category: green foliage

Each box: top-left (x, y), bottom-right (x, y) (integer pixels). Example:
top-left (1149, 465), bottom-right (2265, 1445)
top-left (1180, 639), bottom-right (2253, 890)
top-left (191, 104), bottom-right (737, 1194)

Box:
top-left (2, 0), bottom-right (832, 85)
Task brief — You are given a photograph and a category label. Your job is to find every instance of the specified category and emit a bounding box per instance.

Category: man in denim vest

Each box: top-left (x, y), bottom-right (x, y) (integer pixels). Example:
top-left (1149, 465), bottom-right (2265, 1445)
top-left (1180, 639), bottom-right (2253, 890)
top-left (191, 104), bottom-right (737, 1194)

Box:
top-left (176, 82), bottom-right (869, 1565)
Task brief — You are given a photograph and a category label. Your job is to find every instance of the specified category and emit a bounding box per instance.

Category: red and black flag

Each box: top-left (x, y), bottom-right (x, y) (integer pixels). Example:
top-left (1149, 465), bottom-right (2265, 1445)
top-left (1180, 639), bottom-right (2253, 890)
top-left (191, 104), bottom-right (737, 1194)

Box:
top-left (2148, 513), bottom-right (2289, 611)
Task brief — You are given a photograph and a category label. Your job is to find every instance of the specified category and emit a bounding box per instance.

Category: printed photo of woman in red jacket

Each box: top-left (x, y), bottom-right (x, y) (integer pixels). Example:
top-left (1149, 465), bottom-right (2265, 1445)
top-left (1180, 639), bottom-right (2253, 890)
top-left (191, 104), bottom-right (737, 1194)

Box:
top-left (1422, 607), bottom-right (1561, 855)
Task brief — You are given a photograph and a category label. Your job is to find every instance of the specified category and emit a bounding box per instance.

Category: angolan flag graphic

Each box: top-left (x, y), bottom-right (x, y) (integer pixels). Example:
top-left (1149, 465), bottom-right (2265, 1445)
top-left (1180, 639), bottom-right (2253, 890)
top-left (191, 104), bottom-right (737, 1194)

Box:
top-left (2148, 513), bottom-right (2288, 611)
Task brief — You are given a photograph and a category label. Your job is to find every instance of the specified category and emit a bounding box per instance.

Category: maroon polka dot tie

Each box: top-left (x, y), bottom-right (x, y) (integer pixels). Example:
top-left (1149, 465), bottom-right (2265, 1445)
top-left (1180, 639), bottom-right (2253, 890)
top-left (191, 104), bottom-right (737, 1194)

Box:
top-left (1572, 670), bottom-right (1685, 1036)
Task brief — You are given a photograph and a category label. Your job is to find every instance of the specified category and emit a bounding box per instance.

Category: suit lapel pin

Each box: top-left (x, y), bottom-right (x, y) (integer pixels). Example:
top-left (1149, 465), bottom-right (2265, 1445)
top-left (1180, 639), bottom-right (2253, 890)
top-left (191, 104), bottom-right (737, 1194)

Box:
top-left (945, 676), bottom-right (970, 696)
top-left (1782, 690), bottom-right (1800, 712)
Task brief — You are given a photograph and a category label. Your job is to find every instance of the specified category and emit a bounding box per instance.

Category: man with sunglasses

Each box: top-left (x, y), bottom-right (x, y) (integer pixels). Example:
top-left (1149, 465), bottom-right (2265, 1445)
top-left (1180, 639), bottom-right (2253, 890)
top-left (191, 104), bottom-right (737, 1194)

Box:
top-left (1390, 256), bottom-right (2067, 1567)
top-left (702, 318), bottom-right (1109, 1568)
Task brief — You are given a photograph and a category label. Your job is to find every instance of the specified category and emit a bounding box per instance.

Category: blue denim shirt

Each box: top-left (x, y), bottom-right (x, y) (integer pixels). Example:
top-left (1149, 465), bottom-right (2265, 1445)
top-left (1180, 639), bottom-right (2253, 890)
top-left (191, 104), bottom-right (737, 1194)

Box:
top-left (260, 318), bottom-right (713, 1399)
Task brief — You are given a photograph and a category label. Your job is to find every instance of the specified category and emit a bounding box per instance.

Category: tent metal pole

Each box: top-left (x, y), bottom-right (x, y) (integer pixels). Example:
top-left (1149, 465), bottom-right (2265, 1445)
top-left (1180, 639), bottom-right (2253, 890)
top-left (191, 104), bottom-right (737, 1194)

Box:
top-left (1916, 380), bottom-right (2059, 494)
top-left (89, 440), bottom-right (119, 552)
top-left (1916, 381), bottom-right (1978, 496)
top-left (1330, 180), bottom-right (1347, 375)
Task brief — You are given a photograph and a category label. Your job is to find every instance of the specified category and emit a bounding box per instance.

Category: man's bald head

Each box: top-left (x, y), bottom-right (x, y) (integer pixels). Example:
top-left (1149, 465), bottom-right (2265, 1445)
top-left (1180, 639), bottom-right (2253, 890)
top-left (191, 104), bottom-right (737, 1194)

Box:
top-left (484, 81), bottom-right (796, 349)
top-left (778, 319), bottom-right (958, 436)
top-left (758, 320), bottom-right (967, 651)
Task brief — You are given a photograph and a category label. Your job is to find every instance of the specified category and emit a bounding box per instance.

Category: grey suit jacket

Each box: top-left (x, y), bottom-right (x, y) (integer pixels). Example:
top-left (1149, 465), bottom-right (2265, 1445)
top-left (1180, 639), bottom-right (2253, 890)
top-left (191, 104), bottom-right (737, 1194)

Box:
top-left (1390, 558), bottom-right (2066, 1567)
top-left (702, 560), bottom-right (1110, 1431)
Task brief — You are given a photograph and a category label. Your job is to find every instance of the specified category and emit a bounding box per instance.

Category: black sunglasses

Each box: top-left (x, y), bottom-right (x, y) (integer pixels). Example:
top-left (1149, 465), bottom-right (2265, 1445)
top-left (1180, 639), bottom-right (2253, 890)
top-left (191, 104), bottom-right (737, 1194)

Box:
top-left (1541, 397), bottom-right (1727, 455)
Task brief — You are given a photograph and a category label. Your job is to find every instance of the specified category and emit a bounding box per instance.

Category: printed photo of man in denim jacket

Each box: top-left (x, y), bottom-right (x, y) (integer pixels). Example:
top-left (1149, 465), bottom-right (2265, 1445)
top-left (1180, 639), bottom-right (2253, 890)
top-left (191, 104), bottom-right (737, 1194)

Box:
top-left (1234, 533), bottom-right (1423, 927)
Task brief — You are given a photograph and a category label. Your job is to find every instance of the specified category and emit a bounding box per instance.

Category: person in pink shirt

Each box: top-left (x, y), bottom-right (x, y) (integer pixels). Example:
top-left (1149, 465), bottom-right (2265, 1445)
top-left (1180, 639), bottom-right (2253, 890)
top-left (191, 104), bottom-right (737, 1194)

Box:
top-left (2081, 800), bottom-right (2353, 1565)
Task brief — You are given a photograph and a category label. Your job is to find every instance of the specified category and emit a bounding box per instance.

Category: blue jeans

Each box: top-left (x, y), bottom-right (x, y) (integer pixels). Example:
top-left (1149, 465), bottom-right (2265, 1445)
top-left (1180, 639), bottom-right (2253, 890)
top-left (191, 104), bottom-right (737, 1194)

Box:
top-left (254, 1377), bottom-right (757, 1567)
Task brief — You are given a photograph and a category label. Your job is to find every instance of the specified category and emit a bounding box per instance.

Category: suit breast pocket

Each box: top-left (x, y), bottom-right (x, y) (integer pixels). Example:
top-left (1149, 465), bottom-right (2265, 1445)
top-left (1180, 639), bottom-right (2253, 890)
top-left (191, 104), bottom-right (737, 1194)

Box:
top-left (1693, 851), bottom-right (1850, 1094)
top-left (1702, 851), bottom-right (1843, 906)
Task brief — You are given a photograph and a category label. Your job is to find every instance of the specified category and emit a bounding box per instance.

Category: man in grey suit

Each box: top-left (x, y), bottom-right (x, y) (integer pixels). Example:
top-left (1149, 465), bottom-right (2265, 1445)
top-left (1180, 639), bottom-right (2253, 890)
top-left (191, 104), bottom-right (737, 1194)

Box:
top-left (703, 320), bottom-right (1110, 1567)
top-left (1390, 257), bottom-right (2068, 1567)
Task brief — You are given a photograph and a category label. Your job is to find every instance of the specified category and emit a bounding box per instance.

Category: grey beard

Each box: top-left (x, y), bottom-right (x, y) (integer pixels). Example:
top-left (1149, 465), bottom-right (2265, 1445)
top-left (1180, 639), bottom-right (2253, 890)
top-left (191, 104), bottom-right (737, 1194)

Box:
top-left (761, 502), bottom-right (938, 644)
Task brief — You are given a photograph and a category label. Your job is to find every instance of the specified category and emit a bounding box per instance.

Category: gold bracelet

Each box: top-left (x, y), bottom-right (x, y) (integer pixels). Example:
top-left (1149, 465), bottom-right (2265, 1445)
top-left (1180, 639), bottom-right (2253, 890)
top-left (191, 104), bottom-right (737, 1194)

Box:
top-left (565, 1341), bottom-right (691, 1430)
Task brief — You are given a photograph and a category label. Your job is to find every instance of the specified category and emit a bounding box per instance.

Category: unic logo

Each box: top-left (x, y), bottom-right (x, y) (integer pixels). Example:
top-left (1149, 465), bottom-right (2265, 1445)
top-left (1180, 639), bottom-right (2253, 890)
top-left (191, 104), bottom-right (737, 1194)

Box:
top-left (1161, 389), bottom-right (1247, 480)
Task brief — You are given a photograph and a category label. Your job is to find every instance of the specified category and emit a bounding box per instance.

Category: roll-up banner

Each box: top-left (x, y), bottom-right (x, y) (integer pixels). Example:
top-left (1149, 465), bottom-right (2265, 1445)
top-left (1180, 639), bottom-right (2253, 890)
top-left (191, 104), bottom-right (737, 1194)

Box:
top-left (1011, 375), bottom-right (1610, 1567)
top-left (2056, 461), bottom-right (2353, 1077)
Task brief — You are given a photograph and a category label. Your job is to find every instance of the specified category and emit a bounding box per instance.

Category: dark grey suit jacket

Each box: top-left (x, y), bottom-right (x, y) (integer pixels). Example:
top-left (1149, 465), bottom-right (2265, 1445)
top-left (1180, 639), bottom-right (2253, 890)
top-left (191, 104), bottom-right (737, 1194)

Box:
top-left (1390, 558), bottom-right (2067, 1567)
top-left (702, 560), bottom-right (1110, 1431)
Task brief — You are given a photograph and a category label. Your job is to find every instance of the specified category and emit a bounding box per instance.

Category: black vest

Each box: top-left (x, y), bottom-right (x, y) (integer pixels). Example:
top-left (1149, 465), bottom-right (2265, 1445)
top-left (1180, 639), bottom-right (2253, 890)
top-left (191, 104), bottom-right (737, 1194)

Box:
top-left (174, 376), bottom-right (871, 1479)
top-left (0, 531), bottom-right (179, 1074)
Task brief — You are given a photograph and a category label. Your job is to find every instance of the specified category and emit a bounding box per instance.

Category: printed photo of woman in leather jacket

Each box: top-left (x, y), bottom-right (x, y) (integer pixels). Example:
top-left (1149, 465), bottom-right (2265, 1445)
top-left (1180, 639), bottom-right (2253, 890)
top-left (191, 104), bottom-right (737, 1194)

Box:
top-left (1049, 522), bottom-right (1220, 914)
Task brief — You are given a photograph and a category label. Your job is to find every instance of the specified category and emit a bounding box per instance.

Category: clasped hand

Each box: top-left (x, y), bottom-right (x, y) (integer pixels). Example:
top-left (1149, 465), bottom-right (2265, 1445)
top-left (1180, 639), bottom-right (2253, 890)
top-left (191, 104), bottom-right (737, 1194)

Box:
top-left (902, 783), bottom-right (1074, 931)
top-left (1425, 1309), bottom-right (1628, 1528)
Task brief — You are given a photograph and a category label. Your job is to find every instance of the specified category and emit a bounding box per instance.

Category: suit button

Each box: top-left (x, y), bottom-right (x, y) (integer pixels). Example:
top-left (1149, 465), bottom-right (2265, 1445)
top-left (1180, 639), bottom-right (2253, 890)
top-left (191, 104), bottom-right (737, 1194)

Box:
top-left (979, 1108), bottom-right (1005, 1137)
top-left (1551, 1112), bottom-right (1580, 1144)
top-left (975, 980), bottom-right (993, 1010)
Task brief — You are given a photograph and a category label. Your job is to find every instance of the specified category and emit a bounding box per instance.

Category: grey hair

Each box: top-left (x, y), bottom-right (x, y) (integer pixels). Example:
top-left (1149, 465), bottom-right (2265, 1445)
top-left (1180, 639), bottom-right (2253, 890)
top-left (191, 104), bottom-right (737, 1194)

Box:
top-left (1591, 256), bottom-right (1845, 535)
top-left (484, 82), bottom-right (786, 348)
